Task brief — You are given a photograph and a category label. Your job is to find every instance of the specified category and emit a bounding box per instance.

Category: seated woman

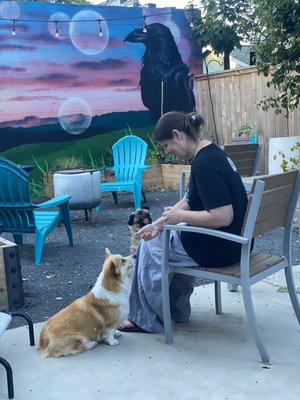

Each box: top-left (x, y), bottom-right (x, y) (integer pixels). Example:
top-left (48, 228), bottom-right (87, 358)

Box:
top-left (119, 111), bottom-right (249, 333)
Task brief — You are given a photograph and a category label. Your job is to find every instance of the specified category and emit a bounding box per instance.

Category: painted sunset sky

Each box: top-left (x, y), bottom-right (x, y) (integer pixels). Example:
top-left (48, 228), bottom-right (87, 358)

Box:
top-left (0, 1), bottom-right (202, 130)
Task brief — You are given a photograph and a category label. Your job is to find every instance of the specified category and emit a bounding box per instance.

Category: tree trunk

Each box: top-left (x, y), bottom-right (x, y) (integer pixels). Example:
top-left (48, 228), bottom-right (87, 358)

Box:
top-left (224, 52), bottom-right (230, 70)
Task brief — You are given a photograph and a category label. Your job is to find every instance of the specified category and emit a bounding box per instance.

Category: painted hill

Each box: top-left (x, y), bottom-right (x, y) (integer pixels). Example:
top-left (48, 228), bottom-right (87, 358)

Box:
top-left (0, 110), bottom-right (152, 152)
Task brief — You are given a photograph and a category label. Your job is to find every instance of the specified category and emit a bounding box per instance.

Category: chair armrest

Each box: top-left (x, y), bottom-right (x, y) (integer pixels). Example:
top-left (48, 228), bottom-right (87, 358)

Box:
top-left (37, 195), bottom-right (71, 209)
top-left (138, 165), bottom-right (150, 171)
top-left (163, 224), bottom-right (249, 244)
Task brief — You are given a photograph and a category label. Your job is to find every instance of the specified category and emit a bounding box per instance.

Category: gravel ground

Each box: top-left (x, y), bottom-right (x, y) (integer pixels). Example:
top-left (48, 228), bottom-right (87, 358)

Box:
top-left (2, 189), bottom-right (299, 329)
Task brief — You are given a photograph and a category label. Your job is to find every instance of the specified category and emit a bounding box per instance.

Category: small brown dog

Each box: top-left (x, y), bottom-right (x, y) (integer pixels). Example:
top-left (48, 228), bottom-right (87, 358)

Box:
top-left (128, 208), bottom-right (152, 255)
top-left (38, 249), bottom-right (133, 357)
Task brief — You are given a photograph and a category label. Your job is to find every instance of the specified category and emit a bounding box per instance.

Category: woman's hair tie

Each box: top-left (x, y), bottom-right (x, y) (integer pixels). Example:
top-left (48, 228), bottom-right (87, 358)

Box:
top-left (189, 112), bottom-right (198, 127)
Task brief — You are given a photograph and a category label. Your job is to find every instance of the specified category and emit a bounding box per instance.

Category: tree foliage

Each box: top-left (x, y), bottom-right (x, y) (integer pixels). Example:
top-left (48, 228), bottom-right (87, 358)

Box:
top-left (252, 0), bottom-right (300, 114)
top-left (191, 0), bottom-right (250, 69)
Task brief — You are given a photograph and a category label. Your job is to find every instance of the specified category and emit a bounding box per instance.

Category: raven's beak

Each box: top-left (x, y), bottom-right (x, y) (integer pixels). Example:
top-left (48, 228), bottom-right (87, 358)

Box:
top-left (124, 28), bottom-right (147, 43)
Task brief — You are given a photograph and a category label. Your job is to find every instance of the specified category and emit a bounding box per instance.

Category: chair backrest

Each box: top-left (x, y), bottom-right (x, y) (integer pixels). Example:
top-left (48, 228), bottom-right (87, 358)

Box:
top-left (243, 170), bottom-right (299, 239)
top-left (0, 157), bottom-right (36, 233)
top-left (224, 143), bottom-right (261, 177)
top-left (112, 135), bottom-right (148, 182)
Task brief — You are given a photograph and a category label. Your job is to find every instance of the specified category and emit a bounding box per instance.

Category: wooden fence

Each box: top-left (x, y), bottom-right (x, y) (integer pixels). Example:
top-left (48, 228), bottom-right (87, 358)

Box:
top-left (195, 66), bottom-right (299, 172)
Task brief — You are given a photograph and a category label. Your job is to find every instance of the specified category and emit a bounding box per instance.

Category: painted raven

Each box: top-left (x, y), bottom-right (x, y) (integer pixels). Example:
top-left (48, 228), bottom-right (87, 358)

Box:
top-left (124, 23), bottom-right (195, 123)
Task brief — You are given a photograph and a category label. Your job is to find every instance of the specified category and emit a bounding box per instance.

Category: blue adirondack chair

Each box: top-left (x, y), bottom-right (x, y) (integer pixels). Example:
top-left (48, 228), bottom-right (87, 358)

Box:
top-left (0, 157), bottom-right (73, 266)
top-left (101, 135), bottom-right (149, 209)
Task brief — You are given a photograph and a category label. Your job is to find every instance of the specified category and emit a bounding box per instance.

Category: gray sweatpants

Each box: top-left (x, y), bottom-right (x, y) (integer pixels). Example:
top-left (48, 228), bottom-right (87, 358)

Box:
top-left (128, 230), bottom-right (199, 333)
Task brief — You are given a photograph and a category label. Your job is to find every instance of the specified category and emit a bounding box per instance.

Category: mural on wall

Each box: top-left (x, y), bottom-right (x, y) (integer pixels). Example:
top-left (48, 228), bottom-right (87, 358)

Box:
top-left (0, 1), bottom-right (202, 165)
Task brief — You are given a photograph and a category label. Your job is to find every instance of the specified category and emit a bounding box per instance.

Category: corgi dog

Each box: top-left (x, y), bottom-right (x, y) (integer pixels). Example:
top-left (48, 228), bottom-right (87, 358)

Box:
top-left (38, 249), bottom-right (134, 357)
top-left (128, 208), bottom-right (152, 255)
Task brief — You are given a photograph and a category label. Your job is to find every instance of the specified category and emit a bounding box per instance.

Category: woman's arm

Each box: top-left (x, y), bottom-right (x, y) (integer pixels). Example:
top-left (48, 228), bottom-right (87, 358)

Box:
top-left (162, 204), bottom-right (234, 228)
top-left (136, 203), bottom-right (233, 241)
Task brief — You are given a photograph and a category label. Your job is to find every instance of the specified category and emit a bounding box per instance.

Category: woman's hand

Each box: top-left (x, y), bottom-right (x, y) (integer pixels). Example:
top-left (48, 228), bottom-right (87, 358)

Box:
top-left (134, 224), bottom-right (162, 241)
top-left (162, 207), bottom-right (183, 224)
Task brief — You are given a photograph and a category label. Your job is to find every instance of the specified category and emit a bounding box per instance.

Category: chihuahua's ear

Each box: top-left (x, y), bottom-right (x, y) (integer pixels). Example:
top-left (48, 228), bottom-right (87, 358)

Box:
top-left (105, 247), bottom-right (111, 257)
top-left (128, 212), bottom-right (135, 226)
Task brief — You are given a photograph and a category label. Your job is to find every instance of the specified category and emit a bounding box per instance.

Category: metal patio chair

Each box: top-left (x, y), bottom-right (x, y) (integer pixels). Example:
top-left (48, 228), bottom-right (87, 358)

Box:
top-left (161, 170), bottom-right (300, 364)
top-left (0, 311), bottom-right (35, 399)
top-left (101, 136), bottom-right (149, 209)
top-left (0, 157), bottom-right (73, 265)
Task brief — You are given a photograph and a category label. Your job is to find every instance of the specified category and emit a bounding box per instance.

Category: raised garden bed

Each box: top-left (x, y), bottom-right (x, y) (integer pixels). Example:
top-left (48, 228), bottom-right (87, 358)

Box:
top-left (43, 164), bottom-right (191, 198)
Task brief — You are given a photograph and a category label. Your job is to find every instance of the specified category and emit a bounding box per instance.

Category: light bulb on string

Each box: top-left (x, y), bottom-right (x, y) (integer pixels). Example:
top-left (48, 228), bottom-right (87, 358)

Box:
top-left (143, 16), bottom-right (147, 33)
top-left (12, 19), bottom-right (16, 36)
top-left (98, 19), bottom-right (103, 37)
top-left (189, 5), bottom-right (194, 28)
top-left (54, 20), bottom-right (59, 38)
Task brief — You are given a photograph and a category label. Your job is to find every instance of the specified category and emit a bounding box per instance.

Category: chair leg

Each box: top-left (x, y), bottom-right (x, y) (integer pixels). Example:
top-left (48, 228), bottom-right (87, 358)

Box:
top-left (142, 190), bottom-right (147, 203)
top-left (12, 234), bottom-right (23, 246)
top-left (161, 269), bottom-right (173, 344)
top-left (214, 281), bottom-right (222, 315)
top-left (284, 266), bottom-right (300, 324)
top-left (11, 311), bottom-right (35, 346)
top-left (0, 357), bottom-right (14, 399)
top-left (133, 187), bottom-right (142, 209)
top-left (241, 283), bottom-right (272, 364)
top-left (35, 232), bottom-right (46, 266)
top-left (111, 191), bottom-right (118, 204)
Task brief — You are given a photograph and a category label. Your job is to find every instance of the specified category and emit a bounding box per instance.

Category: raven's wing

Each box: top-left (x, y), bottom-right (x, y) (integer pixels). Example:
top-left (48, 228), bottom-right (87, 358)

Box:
top-left (140, 67), bottom-right (163, 122)
top-left (164, 63), bottom-right (195, 113)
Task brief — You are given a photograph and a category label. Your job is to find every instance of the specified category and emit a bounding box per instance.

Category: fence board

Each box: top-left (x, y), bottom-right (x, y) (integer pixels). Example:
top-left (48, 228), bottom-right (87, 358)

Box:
top-left (195, 67), bottom-right (299, 173)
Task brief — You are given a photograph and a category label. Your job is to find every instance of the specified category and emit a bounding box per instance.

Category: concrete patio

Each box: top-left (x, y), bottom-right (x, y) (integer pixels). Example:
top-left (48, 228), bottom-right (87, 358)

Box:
top-left (1, 268), bottom-right (299, 400)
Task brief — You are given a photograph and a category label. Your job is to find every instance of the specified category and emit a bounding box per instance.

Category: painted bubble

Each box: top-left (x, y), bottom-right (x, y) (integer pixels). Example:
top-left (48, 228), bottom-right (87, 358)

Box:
top-left (48, 12), bottom-right (70, 40)
top-left (58, 98), bottom-right (92, 135)
top-left (143, 7), bottom-right (180, 45)
top-left (69, 10), bottom-right (109, 55)
top-left (0, 1), bottom-right (20, 19)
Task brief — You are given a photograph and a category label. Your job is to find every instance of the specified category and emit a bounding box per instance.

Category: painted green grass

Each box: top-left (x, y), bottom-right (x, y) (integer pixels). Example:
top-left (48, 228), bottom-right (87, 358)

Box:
top-left (0, 126), bottom-right (154, 196)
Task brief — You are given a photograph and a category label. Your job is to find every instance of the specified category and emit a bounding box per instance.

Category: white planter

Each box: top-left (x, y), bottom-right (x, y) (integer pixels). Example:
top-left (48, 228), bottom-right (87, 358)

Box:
top-left (269, 136), bottom-right (300, 174)
top-left (53, 169), bottom-right (101, 210)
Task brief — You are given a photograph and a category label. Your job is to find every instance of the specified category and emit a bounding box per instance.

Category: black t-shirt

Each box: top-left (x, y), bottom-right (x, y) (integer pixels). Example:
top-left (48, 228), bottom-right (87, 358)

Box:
top-left (181, 143), bottom-right (248, 267)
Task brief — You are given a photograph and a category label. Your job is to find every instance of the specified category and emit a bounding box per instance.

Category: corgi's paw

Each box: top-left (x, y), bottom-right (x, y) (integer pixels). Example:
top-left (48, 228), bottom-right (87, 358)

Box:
top-left (107, 337), bottom-right (119, 346)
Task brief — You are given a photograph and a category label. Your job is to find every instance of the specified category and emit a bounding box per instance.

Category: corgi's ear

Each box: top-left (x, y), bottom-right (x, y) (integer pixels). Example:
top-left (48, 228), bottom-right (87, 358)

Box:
top-left (105, 247), bottom-right (111, 257)
top-left (128, 212), bottom-right (135, 226)
top-left (108, 259), bottom-right (121, 277)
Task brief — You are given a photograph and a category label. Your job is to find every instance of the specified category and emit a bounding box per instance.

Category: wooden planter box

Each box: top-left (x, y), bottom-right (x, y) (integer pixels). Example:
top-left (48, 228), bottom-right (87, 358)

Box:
top-left (43, 164), bottom-right (191, 198)
top-left (0, 237), bottom-right (24, 309)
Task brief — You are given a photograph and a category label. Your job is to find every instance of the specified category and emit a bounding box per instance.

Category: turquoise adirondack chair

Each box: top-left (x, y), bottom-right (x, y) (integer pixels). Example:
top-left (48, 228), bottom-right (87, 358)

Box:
top-left (101, 136), bottom-right (149, 209)
top-left (0, 157), bottom-right (73, 265)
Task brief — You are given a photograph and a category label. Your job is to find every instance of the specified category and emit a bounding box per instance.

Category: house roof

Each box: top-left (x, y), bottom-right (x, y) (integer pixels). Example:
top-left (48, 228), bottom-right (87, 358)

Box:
top-left (231, 45), bottom-right (251, 66)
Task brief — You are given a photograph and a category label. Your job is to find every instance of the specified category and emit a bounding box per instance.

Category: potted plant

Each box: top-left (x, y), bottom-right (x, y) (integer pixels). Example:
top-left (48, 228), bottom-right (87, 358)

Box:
top-left (235, 122), bottom-right (258, 144)
top-left (145, 136), bottom-right (191, 190)
top-left (34, 154), bottom-right (102, 222)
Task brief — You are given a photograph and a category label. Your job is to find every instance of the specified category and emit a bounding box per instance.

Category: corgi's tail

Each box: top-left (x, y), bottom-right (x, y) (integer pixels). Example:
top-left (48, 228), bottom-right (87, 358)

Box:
top-left (37, 329), bottom-right (49, 354)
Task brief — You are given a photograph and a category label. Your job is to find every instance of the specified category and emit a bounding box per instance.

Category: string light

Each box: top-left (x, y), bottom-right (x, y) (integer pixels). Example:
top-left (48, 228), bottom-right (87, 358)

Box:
top-left (1, 8), bottom-right (201, 38)
top-left (0, 10), bottom-right (180, 24)
top-left (54, 20), bottom-right (59, 38)
top-left (142, 16), bottom-right (147, 33)
top-left (98, 19), bottom-right (103, 37)
top-left (189, 5), bottom-right (194, 28)
top-left (11, 19), bottom-right (16, 36)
